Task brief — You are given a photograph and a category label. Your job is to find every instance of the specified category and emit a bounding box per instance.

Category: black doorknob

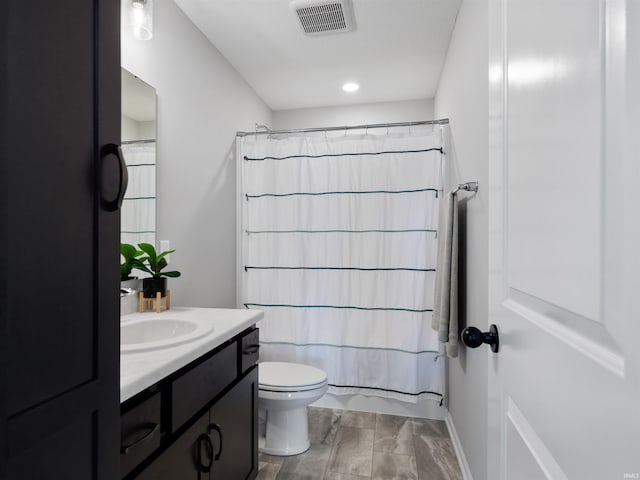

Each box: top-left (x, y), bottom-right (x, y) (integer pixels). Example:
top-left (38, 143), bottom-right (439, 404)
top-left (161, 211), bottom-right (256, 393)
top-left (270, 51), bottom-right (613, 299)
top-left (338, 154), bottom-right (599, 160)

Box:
top-left (461, 324), bottom-right (499, 353)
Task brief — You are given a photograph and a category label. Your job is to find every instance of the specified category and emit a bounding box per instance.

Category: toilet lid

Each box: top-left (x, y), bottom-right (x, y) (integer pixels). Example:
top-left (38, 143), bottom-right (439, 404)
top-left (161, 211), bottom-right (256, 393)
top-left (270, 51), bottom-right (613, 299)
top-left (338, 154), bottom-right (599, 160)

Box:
top-left (259, 362), bottom-right (328, 392)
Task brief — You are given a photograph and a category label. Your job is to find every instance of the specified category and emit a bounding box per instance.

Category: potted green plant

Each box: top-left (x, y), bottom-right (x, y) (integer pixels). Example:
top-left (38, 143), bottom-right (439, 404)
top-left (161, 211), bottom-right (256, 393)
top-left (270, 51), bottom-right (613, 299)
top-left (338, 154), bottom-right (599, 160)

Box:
top-left (121, 243), bottom-right (144, 282)
top-left (131, 242), bottom-right (181, 298)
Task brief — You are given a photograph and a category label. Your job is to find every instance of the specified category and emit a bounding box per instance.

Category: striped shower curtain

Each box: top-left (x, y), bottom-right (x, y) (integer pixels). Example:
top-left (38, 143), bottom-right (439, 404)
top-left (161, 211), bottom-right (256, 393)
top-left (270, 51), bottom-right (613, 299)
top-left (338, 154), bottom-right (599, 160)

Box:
top-left (121, 141), bottom-right (156, 247)
top-left (238, 125), bottom-right (446, 403)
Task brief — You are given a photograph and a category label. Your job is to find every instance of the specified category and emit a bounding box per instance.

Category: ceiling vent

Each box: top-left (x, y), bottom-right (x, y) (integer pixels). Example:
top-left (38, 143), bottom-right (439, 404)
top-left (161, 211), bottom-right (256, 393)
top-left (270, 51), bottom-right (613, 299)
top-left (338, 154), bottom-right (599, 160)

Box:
top-left (290, 0), bottom-right (355, 36)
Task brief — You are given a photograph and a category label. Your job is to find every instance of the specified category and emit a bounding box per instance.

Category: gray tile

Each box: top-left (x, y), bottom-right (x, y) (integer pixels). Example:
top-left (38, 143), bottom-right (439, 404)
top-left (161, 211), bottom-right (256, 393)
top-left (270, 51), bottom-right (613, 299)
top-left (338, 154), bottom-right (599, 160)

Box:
top-left (324, 473), bottom-right (370, 480)
top-left (371, 452), bottom-right (418, 480)
top-left (277, 472), bottom-right (324, 480)
top-left (374, 414), bottom-right (415, 456)
top-left (414, 435), bottom-right (462, 480)
top-left (277, 472), bottom-right (325, 480)
top-left (410, 418), bottom-right (448, 438)
top-left (327, 426), bottom-right (375, 477)
top-left (309, 407), bottom-right (342, 445)
top-left (277, 443), bottom-right (332, 480)
top-left (258, 461), bottom-right (282, 480)
top-left (260, 452), bottom-right (286, 465)
top-left (262, 409), bottom-right (458, 480)
top-left (339, 410), bottom-right (377, 429)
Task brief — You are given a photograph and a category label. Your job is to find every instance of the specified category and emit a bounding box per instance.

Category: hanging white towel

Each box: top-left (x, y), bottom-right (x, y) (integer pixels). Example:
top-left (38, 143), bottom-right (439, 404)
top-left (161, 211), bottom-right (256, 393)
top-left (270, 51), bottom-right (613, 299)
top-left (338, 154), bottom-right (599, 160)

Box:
top-left (432, 191), bottom-right (459, 357)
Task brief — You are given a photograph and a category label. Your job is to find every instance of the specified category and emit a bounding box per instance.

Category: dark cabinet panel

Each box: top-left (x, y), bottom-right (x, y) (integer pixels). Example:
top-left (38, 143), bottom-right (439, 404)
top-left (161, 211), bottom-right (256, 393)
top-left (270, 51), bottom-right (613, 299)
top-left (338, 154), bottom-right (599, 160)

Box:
top-left (0, 1), bottom-right (7, 477)
top-left (7, 0), bottom-right (97, 416)
top-left (7, 414), bottom-right (95, 480)
top-left (209, 368), bottom-right (258, 480)
top-left (172, 342), bottom-right (237, 430)
top-left (137, 414), bottom-right (208, 480)
top-left (3, 0), bottom-right (121, 477)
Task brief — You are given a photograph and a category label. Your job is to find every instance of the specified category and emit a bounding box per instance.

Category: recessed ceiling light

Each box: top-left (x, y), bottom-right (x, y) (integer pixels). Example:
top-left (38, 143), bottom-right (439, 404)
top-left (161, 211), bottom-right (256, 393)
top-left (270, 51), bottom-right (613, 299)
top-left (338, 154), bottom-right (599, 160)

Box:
top-left (342, 82), bottom-right (359, 92)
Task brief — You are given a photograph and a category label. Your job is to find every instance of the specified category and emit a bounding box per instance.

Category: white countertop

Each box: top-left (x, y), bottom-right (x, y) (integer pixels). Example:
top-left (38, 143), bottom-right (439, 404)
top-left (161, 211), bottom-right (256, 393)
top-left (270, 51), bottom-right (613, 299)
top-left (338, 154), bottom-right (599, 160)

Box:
top-left (120, 307), bottom-right (263, 403)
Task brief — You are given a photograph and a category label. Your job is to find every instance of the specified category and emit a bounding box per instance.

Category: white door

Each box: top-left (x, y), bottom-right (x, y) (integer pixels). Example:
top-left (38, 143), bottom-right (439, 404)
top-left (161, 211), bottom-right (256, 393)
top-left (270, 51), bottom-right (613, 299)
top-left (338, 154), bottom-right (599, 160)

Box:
top-left (487, 1), bottom-right (640, 479)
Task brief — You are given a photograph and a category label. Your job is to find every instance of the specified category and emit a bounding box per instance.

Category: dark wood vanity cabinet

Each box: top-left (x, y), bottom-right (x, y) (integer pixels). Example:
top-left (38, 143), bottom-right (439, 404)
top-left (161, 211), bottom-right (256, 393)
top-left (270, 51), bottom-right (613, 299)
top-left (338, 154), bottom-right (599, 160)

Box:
top-left (122, 327), bottom-right (259, 480)
top-left (208, 370), bottom-right (258, 480)
top-left (3, 0), bottom-right (121, 478)
top-left (136, 370), bottom-right (258, 480)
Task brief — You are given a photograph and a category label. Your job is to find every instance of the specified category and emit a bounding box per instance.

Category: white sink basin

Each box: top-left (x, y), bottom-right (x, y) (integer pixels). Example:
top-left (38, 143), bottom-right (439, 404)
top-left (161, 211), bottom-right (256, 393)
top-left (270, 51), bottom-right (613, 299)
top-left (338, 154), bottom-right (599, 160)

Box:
top-left (121, 318), bottom-right (214, 353)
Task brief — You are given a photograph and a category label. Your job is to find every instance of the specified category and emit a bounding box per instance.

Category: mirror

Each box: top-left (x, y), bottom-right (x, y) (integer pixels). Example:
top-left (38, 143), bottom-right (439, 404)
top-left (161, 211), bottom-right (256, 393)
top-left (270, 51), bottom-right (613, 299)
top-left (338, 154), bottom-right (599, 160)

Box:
top-left (121, 68), bottom-right (157, 248)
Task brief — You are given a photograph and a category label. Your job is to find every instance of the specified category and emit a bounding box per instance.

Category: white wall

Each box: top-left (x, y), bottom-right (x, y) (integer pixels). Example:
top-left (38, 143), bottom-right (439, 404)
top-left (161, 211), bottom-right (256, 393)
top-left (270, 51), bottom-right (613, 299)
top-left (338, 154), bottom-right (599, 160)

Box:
top-left (139, 121), bottom-right (156, 140)
top-left (122, 0), bottom-right (272, 308)
top-left (122, 115), bottom-right (156, 141)
top-left (433, 0), bottom-right (488, 478)
top-left (121, 115), bottom-right (141, 141)
top-left (272, 99), bottom-right (434, 130)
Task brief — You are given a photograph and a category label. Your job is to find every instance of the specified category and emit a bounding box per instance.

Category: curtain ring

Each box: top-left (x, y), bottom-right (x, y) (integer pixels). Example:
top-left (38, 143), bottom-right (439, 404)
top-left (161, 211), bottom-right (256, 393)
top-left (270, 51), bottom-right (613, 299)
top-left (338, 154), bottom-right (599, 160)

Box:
top-left (365, 126), bottom-right (369, 136)
top-left (344, 128), bottom-right (347, 137)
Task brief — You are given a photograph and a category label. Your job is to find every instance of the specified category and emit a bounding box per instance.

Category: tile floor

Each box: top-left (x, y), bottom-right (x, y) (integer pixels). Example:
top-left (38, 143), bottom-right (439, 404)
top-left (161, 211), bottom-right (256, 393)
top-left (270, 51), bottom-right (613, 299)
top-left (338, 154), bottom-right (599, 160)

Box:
top-left (258, 407), bottom-right (463, 480)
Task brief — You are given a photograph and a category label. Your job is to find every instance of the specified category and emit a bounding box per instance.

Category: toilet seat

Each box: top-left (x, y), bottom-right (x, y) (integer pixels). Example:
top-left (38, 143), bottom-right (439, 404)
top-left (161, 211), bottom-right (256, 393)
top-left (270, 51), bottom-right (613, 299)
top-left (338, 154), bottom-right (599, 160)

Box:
top-left (259, 362), bottom-right (328, 392)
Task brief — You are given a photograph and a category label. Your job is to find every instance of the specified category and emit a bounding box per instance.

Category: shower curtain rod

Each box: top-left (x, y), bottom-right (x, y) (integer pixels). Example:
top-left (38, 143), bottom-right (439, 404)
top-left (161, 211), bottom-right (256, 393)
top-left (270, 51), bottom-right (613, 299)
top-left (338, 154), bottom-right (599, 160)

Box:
top-left (236, 119), bottom-right (449, 137)
top-left (453, 181), bottom-right (479, 194)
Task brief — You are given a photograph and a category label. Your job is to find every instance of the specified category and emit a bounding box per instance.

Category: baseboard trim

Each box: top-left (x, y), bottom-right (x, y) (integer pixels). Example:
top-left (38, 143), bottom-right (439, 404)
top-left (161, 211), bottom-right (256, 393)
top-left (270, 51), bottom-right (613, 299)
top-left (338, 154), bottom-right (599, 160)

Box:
top-left (445, 413), bottom-right (474, 480)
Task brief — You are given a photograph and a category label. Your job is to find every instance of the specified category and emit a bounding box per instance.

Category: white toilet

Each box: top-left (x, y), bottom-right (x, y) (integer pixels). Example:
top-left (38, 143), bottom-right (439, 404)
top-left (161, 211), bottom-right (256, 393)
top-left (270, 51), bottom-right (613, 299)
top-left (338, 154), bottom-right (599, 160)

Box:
top-left (258, 361), bottom-right (328, 456)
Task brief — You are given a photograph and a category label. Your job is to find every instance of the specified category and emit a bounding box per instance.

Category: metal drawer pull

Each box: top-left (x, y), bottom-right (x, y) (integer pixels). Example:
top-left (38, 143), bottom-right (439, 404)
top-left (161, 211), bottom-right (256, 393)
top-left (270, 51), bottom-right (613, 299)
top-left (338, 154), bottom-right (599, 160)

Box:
top-left (195, 433), bottom-right (214, 473)
top-left (100, 143), bottom-right (128, 212)
top-left (242, 344), bottom-right (260, 355)
top-left (208, 423), bottom-right (223, 461)
top-left (120, 422), bottom-right (159, 455)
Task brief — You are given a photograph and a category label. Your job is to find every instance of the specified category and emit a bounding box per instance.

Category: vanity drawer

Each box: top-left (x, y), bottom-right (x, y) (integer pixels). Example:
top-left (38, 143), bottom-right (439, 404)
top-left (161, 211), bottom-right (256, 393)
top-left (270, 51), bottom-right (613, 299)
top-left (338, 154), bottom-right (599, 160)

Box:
top-left (171, 341), bottom-right (237, 431)
top-left (240, 328), bottom-right (260, 374)
top-left (121, 391), bottom-right (162, 478)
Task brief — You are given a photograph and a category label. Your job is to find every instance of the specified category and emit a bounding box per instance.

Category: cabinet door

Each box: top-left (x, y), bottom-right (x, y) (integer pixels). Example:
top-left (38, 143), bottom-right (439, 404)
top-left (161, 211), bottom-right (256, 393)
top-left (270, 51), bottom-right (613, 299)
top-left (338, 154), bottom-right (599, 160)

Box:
top-left (209, 368), bottom-right (258, 480)
top-left (2, 0), bottom-right (121, 478)
top-left (137, 414), bottom-right (208, 480)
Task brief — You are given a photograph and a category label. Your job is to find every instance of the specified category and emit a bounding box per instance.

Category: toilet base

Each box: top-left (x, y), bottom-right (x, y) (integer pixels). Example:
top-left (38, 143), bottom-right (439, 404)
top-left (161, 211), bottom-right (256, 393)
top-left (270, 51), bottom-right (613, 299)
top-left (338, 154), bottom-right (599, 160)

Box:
top-left (259, 406), bottom-right (311, 456)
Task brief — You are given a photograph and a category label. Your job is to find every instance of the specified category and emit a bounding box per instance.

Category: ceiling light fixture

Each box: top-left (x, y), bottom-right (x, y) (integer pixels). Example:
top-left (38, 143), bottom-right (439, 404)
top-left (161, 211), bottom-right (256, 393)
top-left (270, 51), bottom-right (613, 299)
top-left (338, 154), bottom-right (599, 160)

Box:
top-left (128, 0), bottom-right (153, 41)
top-left (342, 82), bottom-right (359, 93)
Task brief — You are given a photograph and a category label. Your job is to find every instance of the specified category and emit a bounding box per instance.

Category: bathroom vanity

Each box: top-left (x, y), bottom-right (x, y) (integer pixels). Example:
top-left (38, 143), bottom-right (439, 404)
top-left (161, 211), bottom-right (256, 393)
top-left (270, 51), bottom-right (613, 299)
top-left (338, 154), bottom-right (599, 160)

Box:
top-left (120, 308), bottom-right (262, 479)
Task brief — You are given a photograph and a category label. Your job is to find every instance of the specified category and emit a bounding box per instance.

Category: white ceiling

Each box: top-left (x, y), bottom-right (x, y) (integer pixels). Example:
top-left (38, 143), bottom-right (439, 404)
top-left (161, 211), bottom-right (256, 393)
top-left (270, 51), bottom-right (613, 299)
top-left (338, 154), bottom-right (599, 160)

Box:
top-left (174, 0), bottom-right (461, 111)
